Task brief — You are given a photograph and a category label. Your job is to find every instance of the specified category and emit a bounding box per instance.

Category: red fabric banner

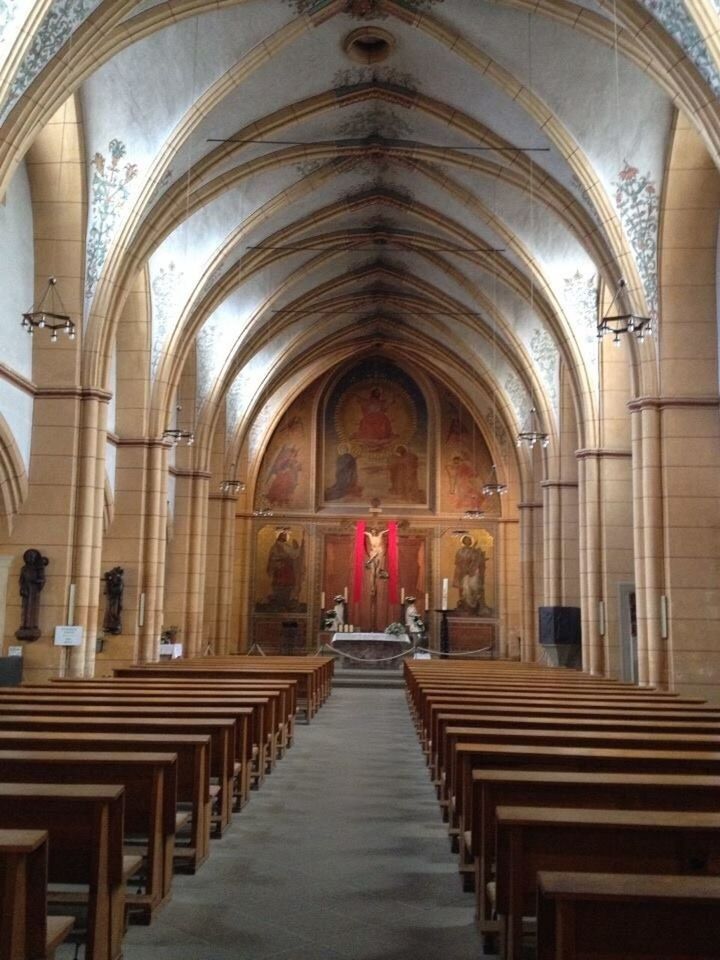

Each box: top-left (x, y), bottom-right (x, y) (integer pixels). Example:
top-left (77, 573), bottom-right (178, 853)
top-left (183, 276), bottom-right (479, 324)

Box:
top-left (353, 520), bottom-right (366, 604)
top-left (387, 520), bottom-right (399, 604)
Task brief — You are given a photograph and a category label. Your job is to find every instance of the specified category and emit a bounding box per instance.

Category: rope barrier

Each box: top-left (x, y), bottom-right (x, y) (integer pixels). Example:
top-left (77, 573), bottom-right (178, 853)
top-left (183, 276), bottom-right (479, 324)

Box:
top-left (315, 642), bottom-right (493, 663)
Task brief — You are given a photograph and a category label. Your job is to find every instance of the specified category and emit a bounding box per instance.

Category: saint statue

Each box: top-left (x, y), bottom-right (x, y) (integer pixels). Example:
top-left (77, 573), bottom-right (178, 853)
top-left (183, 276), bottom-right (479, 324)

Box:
top-left (404, 597), bottom-right (424, 638)
top-left (102, 566), bottom-right (124, 635)
top-left (16, 549), bottom-right (49, 641)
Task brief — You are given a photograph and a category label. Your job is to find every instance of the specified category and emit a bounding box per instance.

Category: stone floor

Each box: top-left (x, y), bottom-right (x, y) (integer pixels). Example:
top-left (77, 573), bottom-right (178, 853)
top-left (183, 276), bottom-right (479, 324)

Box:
top-left (118, 687), bottom-right (488, 960)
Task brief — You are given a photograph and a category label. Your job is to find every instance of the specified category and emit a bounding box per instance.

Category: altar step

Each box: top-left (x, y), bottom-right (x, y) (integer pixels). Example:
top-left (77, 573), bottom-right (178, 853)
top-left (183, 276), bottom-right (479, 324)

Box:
top-left (332, 668), bottom-right (405, 689)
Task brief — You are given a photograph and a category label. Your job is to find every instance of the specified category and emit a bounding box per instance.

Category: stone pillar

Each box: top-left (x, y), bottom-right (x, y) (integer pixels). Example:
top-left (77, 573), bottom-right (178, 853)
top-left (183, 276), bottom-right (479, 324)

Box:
top-left (184, 472), bottom-right (210, 657)
top-left (577, 453), bottom-right (603, 675)
top-left (518, 502), bottom-right (541, 661)
top-left (69, 392), bottom-right (109, 678)
top-left (212, 493), bottom-right (237, 655)
top-left (138, 440), bottom-right (169, 663)
top-left (541, 481), bottom-right (562, 606)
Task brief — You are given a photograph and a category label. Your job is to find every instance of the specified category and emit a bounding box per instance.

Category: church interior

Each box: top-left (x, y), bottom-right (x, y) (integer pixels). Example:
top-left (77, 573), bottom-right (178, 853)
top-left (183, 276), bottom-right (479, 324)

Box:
top-left (0, 0), bottom-right (719, 958)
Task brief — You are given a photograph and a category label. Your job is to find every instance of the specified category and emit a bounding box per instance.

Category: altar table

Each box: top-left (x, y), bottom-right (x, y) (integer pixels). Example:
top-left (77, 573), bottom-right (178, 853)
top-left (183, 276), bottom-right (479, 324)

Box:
top-left (331, 633), bottom-right (413, 670)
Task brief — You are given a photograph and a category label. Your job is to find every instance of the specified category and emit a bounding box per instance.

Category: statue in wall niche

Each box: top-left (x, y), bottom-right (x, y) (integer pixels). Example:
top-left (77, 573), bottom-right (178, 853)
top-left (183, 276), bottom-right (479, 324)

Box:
top-left (15, 549), bottom-right (49, 641)
top-left (102, 566), bottom-right (124, 635)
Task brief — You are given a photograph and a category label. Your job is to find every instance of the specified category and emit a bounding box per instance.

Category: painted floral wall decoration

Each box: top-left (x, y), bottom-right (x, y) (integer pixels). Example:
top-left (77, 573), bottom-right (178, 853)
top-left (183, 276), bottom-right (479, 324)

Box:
top-left (503, 371), bottom-right (529, 424)
top-left (563, 269), bottom-right (599, 372)
top-left (151, 261), bottom-right (184, 377)
top-left (0, 1), bottom-right (19, 45)
top-left (613, 161), bottom-right (659, 318)
top-left (639, 0), bottom-right (720, 96)
top-left (86, 139), bottom-right (139, 304)
top-left (529, 327), bottom-right (559, 409)
top-left (2, 0), bottom-right (102, 119)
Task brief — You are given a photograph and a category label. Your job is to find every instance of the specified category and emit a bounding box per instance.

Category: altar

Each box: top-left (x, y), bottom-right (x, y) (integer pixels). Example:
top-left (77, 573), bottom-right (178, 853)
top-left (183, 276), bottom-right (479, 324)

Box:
top-left (330, 632), bottom-right (413, 671)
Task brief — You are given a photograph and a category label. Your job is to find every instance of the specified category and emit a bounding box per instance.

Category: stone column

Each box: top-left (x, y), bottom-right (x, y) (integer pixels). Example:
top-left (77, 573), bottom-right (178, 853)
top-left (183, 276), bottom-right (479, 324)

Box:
top-left (213, 493), bottom-right (238, 655)
top-left (184, 472), bottom-right (211, 657)
top-left (541, 481), bottom-right (562, 606)
top-left (138, 440), bottom-right (169, 663)
top-left (518, 502), bottom-right (541, 661)
top-left (69, 392), bottom-right (109, 678)
top-left (577, 452), bottom-right (603, 675)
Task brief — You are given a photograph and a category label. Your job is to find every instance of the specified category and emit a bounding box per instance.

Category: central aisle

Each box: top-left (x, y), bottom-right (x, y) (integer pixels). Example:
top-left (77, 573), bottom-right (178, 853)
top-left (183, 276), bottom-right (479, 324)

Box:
top-left (124, 687), bottom-right (487, 960)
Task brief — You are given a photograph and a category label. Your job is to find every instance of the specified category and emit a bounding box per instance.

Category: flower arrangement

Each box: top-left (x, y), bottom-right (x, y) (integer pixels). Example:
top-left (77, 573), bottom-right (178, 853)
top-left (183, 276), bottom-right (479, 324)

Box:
top-left (161, 625), bottom-right (181, 643)
top-left (384, 621), bottom-right (407, 636)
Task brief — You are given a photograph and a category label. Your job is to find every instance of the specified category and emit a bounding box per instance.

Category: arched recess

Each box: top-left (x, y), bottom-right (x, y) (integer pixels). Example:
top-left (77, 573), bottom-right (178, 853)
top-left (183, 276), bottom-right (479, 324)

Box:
top-left (0, 412), bottom-right (28, 539)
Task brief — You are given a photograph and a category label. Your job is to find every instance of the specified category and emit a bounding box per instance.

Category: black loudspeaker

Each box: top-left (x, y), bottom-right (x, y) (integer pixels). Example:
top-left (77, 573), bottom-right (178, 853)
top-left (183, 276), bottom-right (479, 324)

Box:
top-left (0, 656), bottom-right (22, 686)
top-left (538, 607), bottom-right (581, 669)
top-left (539, 606), bottom-right (581, 645)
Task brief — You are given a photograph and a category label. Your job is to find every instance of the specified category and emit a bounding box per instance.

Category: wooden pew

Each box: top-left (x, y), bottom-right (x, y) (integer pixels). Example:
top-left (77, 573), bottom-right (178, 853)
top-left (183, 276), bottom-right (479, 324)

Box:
top-left (452, 741), bottom-right (720, 884)
top-left (113, 658), bottom-right (333, 720)
top-left (536, 872), bottom-right (720, 960)
top-left (442, 724), bottom-right (720, 813)
top-left (0, 829), bottom-right (74, 960)
top-left (0, 717), bottom-right (236, 834)
top-left (0, 750), bottom-right (177, 922)
top-left (0, 730), bottom-right (211, 872)
top-left (0, 693), bottom-right (262, 788)
top-left (429, 708), bottom-right (720, 784)
top-left (0, 784), bottom-right (130, 960)
top-left (496, 807), bottom-right (720, 960)
top-left (0, 703), bottom-right (250, 806)
top-left (472, 769), bottom-right (720, 945)
top-left (50, 678), bottom-right (299, 753)
top-left (415, 692), bottom-right (718, 749)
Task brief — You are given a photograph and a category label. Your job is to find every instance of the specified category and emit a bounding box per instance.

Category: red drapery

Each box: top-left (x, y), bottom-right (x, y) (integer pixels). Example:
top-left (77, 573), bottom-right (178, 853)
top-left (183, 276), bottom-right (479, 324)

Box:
top-left (353, 520), bottom-right (366, 604)
top-left (387, 521), bottom-right (399, 604)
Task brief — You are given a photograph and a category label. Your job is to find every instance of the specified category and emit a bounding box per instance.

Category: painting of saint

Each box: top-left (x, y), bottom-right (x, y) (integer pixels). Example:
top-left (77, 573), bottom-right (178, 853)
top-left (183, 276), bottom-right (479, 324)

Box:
top-left (265, 444), bottom-right (301, 506)
top-left (256, 394), bottom-right (311, 510)
top-left (439, 392), bottom-right (498, 515)
top-left (351, 387), bottom-right (396, 447)
top-left (440, 527), bottom-right (495, 617)
top-left (389, 444), bottom-right (420, 500)
top-left (322, 358), bottom-right (428, 507)
top-left (453, 534), bottom-right (488, 615)
top-left (255, 526), bottom-right (307, 613)
top-left (325, 444), bottom-right (362, 501)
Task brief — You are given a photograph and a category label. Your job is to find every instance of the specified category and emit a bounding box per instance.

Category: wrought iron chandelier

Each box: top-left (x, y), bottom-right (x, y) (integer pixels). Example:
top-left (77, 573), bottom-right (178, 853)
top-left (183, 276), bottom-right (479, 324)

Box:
top-left (597, 279), bottom-right (652, 346)
top-left (21, 277), bottom-right (76, 342)
top-left (482, 463), bottom-right (507, 497)
top-left (516, 407), bottom-right (549, 449)
top-left (220, 479), bottom-right (246, 494)
top-left (163, 429), bottom-right (194, 446)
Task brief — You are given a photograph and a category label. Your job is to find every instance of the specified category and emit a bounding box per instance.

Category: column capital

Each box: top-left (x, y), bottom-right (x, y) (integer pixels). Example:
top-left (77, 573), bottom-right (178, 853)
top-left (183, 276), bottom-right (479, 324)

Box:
top-left (628, 395), bottom-right (720, 412)
top-left (517, 501), bottom-right (543, 510)
top-left (576, 448), bottom-right (631, 460)
top-left (540, 480), bottom-right (579, 489)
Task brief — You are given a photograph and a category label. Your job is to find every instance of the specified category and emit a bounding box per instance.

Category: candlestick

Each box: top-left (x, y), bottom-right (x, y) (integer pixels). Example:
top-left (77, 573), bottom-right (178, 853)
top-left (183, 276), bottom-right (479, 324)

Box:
top-left (343, 585), bottom-right (348, 602)
top-left (400, 587), bottom-right (405, 604)
top-left (424, 592), bottom-right (429, 610)
top-left (441, 578), bottom-right (449, 611)
top-left (320, 591), bottom-right (325, 609)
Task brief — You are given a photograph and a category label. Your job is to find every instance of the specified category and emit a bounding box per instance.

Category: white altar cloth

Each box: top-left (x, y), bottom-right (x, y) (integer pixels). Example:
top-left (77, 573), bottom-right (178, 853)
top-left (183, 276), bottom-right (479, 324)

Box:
top-left (331, 632), bottom-right (411, 645)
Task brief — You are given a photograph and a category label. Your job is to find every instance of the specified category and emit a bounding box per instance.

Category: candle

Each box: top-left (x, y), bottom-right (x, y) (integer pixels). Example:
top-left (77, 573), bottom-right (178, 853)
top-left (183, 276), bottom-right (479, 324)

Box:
top-left (343, 585), bottom-right (348, 602)
top-left (424, 592), bottom-right (429, 610)
top-left (441, 578), bottom-right (449, 611)
top-left (320, 591), bottom-right (325, 609)
top-left (67, 583), bottom-right (76, 626)
top-left (400, 587), bottom-right (405, 604)
top-left (138, 591), bottom-right (145, 627)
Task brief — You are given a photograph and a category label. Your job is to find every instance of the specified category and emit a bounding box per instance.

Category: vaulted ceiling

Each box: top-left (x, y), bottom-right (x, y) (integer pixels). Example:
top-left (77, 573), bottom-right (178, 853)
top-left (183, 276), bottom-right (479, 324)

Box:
top-left (2, 0), bottom-right (719, 477)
